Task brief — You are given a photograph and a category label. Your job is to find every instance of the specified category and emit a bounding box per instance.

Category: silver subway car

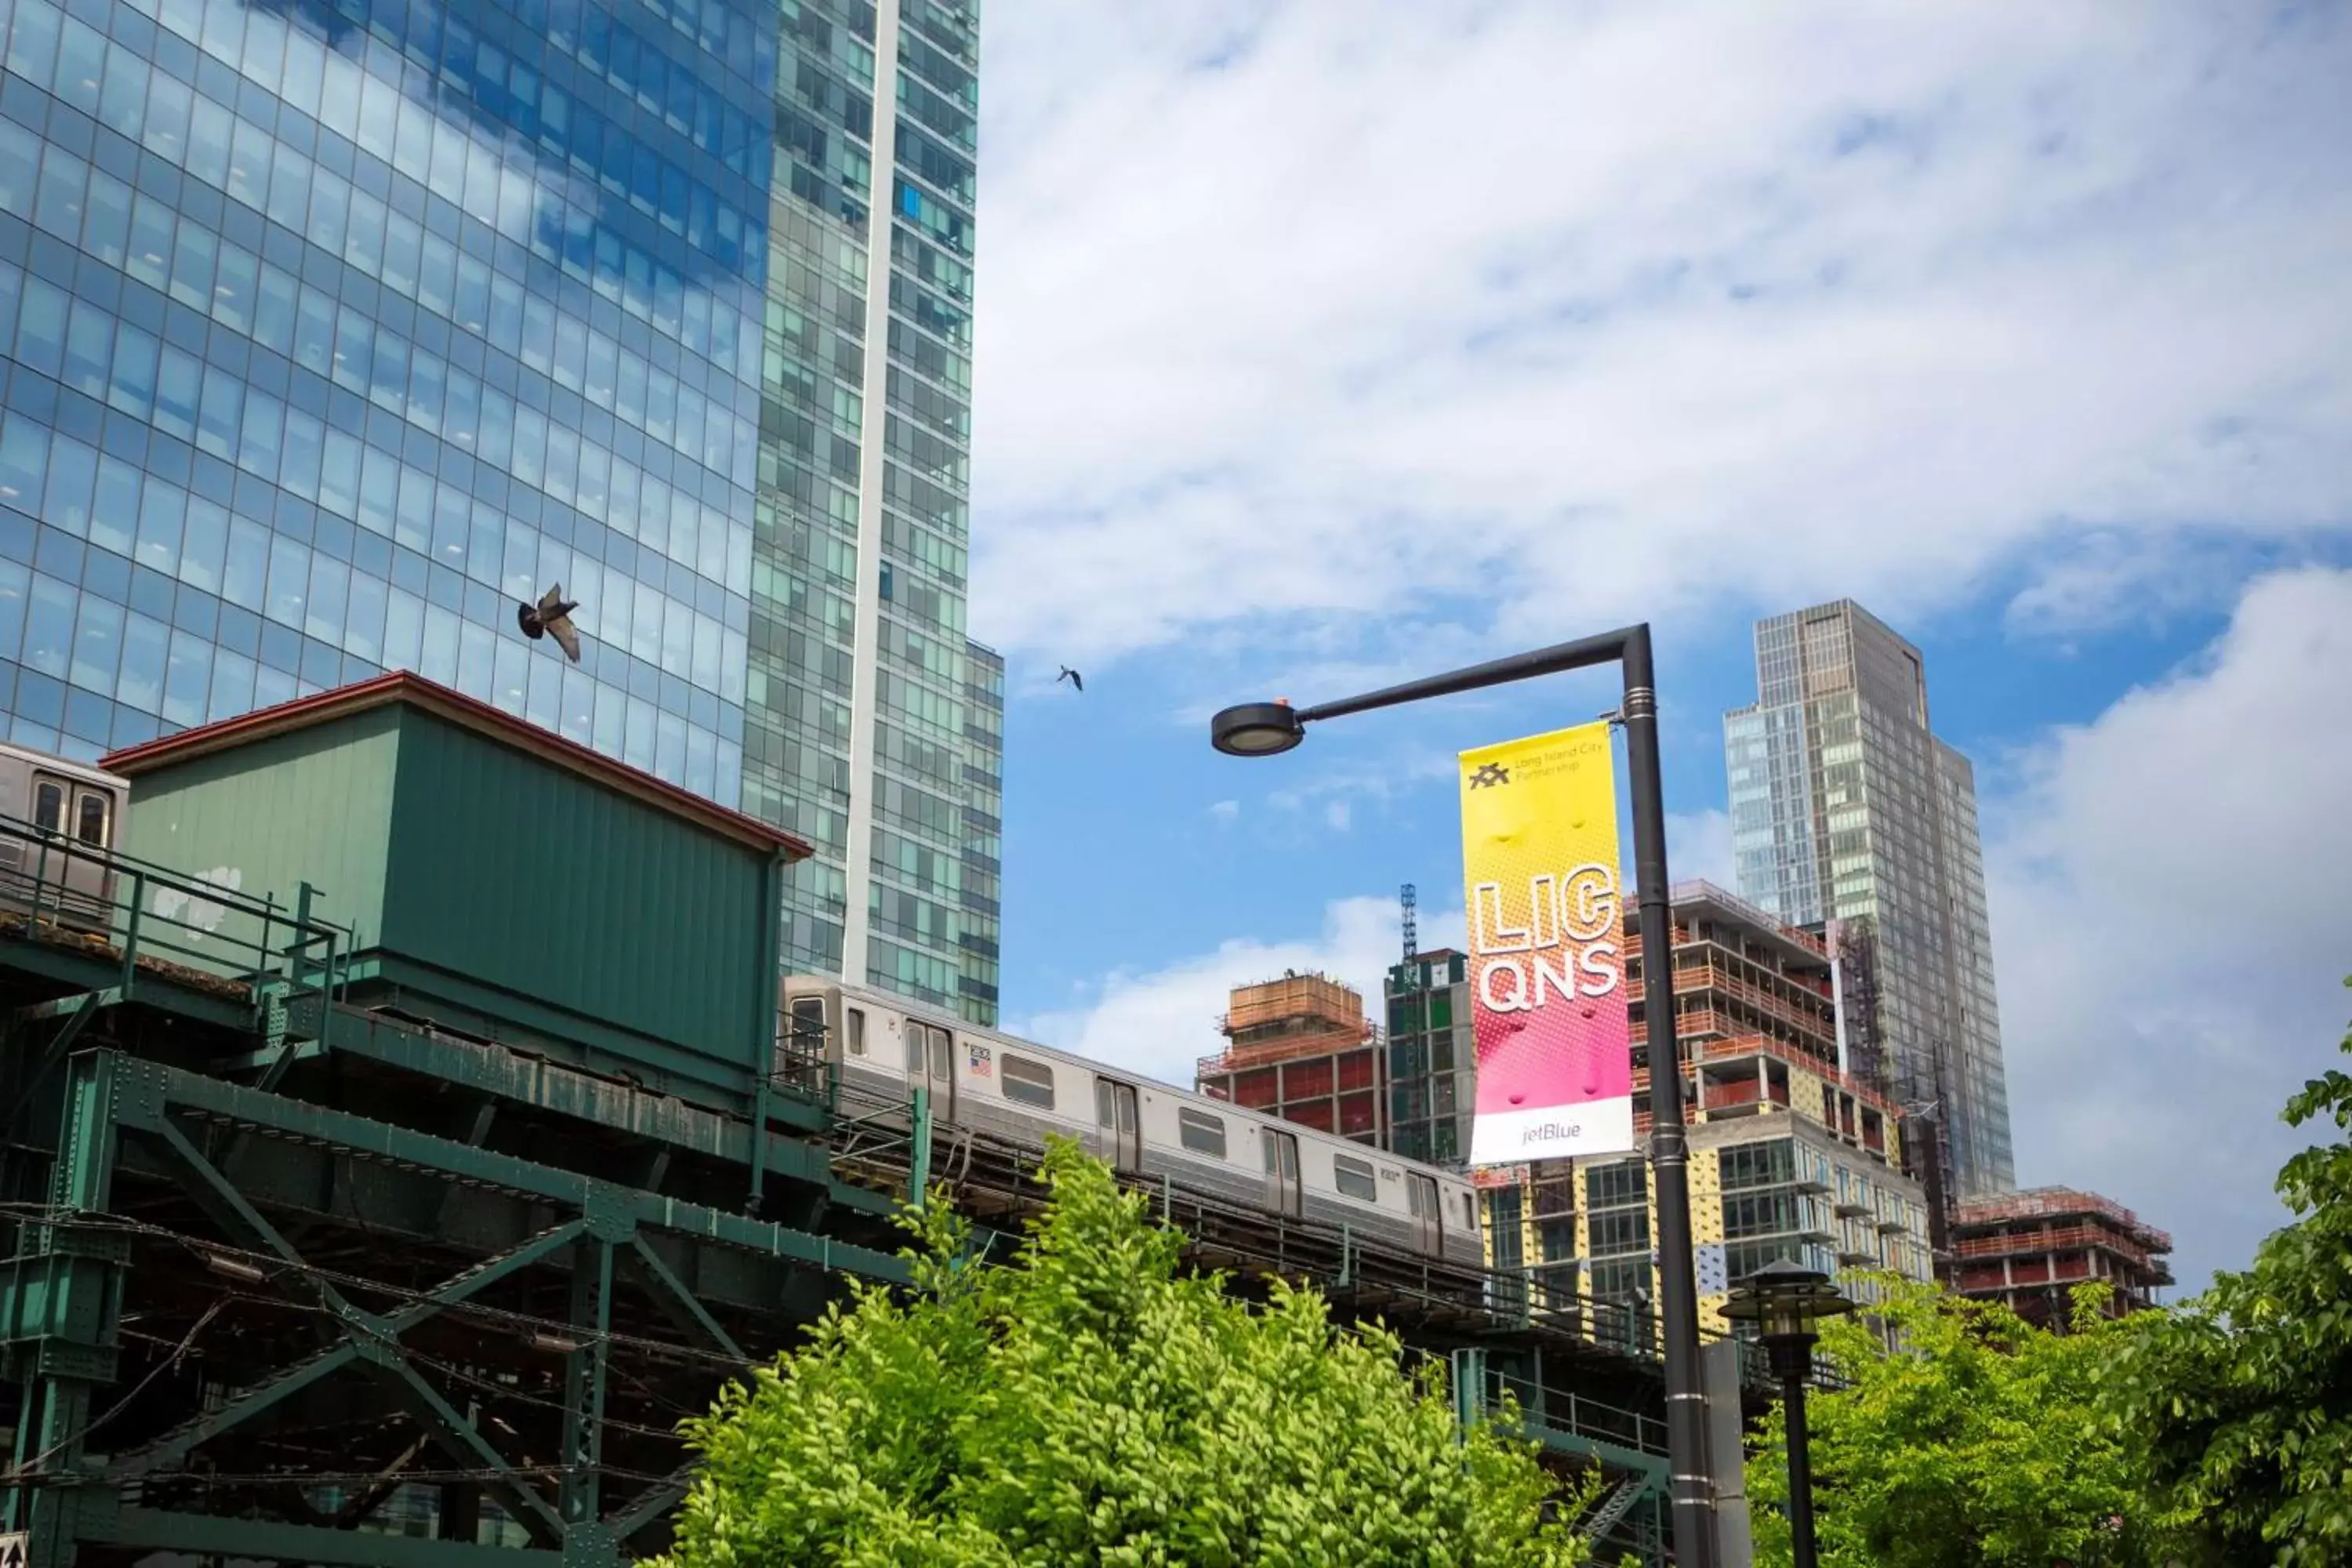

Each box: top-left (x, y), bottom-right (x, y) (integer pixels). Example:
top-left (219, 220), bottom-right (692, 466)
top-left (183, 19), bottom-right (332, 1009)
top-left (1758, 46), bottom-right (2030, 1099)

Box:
top-left (0, 743), bottom-right (126, 927)
top-left (786, 977), bottom-right (1483, 1269)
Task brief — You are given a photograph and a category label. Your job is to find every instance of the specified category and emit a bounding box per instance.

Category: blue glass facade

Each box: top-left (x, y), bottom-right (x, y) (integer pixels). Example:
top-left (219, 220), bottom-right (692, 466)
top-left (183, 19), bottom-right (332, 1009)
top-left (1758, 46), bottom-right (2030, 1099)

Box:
top-left (0, 0), bottom-right (1003, 1022)
top-left (750, 0), bottom-right (997, 1024)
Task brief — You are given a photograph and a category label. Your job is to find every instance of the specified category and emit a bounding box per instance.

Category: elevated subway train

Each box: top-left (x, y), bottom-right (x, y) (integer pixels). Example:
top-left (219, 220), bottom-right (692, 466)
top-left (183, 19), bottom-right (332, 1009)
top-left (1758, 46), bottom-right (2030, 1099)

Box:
top-left (784, 976), bottom-right (1486, 1270)
top-left (0, 742), bottom-right (128, 926)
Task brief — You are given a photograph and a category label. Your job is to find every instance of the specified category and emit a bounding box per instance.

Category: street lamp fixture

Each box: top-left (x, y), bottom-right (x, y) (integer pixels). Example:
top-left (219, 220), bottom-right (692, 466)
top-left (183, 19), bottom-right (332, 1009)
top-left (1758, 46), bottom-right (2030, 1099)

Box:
top-left (1721, 1259), bottom-right (1857, 1568)
top-left (1208, 624), bottom-right (1721, 1568)
top-left (1208, 700), bottom-right (1306, 757)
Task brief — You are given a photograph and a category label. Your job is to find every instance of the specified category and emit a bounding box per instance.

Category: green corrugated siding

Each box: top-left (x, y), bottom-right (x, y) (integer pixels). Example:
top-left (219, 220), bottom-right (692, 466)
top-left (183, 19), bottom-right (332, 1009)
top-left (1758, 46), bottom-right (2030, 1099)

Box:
top-left (118, 709), bottom-right (399, 957)
top-left (379, 711), bottom-right (767, 1070)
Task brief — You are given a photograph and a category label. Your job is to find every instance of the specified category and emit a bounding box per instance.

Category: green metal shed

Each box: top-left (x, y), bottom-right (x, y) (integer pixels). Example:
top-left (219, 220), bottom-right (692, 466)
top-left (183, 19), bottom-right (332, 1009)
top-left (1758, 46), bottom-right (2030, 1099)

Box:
top-left (103, 672), bottom-right (813, 1110)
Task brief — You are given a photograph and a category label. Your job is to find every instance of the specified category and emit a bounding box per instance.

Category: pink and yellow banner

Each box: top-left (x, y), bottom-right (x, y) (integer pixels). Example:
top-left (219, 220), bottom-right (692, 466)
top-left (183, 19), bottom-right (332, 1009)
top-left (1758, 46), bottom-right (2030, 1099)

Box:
top-left (1459, 721), bottom-right (1635, 1166)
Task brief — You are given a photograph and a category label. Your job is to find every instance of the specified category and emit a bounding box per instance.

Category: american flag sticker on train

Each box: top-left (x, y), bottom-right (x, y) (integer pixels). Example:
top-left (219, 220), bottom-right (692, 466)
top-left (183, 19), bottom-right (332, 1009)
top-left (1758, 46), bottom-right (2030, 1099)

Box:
top-left (969, 1044), bottom-right (992, 1076)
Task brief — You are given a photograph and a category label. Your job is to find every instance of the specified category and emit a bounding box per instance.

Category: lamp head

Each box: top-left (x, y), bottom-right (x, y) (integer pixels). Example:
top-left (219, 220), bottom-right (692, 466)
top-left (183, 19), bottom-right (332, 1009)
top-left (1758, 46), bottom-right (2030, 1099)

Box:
top-left (1720, 1258), bottom-right (1856, 1341)
top-left (1210, 700), bottom-right (1306, 757)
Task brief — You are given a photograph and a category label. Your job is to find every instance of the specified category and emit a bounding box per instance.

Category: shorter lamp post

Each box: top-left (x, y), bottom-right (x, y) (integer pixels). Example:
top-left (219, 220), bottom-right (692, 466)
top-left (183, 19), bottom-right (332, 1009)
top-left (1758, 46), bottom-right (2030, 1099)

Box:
top-left (1721, 1260), bottom-right (1855, 1568)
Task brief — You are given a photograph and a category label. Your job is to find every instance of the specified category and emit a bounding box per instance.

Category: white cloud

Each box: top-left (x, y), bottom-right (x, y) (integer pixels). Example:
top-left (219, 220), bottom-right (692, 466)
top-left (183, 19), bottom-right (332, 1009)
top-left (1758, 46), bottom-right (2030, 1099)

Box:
top-left (1024, 896), bottom-right (1467, 1089)
top-left (1986, 566), bottom-right (2352, 1292)
top-left (1665, 808), bottom-right (1737, 892)
top-left (970, 3), bottom-right (2352, 666)
top-left (1207, 799), bottom-right (1241, 826)
top-left (1324, 799), bottom-right (1352, 833)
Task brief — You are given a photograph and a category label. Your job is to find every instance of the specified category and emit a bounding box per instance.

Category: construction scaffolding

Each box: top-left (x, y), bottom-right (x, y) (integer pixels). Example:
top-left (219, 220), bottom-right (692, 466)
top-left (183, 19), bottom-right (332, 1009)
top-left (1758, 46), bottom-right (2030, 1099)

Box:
top-left (1196, 973), bottom-right (1386, 1145)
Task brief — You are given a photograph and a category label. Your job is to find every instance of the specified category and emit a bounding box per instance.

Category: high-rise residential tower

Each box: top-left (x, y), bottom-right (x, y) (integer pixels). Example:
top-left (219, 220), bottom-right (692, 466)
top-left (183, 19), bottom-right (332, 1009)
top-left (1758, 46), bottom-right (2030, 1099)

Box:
top-left (0, 0), bottom-right (1000, 1019)
top-left (1722, 601), bottom-right (2013, 1199)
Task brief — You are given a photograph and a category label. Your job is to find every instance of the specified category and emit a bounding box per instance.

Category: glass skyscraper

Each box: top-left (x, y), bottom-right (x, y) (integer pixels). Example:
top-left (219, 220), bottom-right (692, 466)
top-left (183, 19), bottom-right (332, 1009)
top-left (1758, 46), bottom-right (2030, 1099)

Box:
top-left (1722, 601), bottom-right (2014, 1198)
top-left (0, 0), bottom-right (1000, 1021)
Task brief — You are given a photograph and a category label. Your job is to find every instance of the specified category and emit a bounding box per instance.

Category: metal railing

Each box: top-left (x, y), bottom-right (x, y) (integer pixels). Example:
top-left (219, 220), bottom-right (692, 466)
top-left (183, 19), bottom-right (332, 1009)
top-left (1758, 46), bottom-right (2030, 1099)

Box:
top-left (0, 811), bottom-right (352, 1004)
top-left (769, 1017), bottom-right (837, 1109)
top-left (1488, 1365), bottom-right (1671, 1456)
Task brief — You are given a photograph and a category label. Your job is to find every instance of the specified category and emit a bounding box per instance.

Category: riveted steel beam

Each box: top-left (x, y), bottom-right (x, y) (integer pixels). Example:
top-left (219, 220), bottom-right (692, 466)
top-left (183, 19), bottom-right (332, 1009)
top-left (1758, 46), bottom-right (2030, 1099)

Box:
top-left (558, 1237), bottom-right (616, 1529)
top-left (140, 1062), bottom-right (907, 1283)
top-left (100, 1505), bottom-right (558, 1568)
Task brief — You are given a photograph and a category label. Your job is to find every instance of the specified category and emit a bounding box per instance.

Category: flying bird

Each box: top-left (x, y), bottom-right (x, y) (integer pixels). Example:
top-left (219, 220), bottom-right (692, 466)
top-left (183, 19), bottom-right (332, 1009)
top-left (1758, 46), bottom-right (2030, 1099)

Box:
top-left (1057, 666), bottom-right (1083, 694)
top-left (518, 585), bottom-right (583, 662)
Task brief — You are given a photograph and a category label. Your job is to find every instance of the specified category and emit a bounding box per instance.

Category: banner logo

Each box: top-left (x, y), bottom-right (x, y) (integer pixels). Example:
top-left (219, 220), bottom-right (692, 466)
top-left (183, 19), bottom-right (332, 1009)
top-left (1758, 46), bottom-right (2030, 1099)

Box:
top-left (1459, 722), bottom-right (1636, 1165)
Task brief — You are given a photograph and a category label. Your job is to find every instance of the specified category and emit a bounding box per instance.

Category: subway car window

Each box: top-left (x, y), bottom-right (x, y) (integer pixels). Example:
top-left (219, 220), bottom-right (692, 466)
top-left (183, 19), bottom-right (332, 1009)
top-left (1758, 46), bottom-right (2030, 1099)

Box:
top-left (1334, 1154), bottom-right (1378, 1203)
top-left (846, 1008), bottom-right (866, 1056)
top-left (1001, 1054), bottom-right (1055, 1109)
top-left (74, 790), bottom-right (108, 848)
top-left (1177, 1109), bottom-right (1226, 1159)
top-left (33, 780), bottom-right (63, 833)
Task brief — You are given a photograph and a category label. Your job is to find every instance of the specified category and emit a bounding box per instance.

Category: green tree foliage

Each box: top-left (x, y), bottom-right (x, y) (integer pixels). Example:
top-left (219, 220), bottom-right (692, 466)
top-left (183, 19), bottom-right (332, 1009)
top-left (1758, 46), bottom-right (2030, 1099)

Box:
top-left (657, 1138), bottom-right (1606, 1567)
top-left (2106, 984), bottom-right (2352, 1565)
top-left (1744, 1276), bottom-right (2176, 1568)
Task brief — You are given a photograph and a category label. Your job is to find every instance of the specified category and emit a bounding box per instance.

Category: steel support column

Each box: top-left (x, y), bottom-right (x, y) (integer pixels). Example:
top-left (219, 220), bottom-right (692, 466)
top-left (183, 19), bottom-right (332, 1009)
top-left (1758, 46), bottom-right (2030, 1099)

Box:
top-left (2, 1051), bottom-right (129, 1568)
top-left (559, 1236), bottom-right (617, 1534)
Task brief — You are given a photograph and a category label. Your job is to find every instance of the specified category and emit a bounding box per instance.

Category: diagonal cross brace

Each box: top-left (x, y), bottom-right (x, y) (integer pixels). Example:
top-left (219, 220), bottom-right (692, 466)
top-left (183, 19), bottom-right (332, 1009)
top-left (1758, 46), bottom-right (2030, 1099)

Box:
top-left (379, 1355), bottom-right (567, 1544)
top-left (624, 1236), bottom-right (745, 1363)
top-left (136, 1117), bottom-right (568, 1545)
top-left (611, 1475), bottom-right (689, 1544)
top-left (108, 1341), bottom-right (359, 1479)
top-left (107, 1219), bottom-right (590, 1481)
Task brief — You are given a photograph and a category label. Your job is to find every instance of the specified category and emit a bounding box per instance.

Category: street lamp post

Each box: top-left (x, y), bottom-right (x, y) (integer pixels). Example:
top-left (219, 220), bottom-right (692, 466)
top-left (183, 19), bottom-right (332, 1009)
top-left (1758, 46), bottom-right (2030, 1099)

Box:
top-left (1210, 624), bottom-right (1719, 1568)
top-left (1720, 1260), bottom-right (1857, 1568)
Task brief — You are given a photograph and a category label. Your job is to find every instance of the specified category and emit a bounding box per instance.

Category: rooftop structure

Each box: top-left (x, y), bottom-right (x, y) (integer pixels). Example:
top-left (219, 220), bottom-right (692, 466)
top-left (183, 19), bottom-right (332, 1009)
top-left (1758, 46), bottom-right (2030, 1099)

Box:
top-left (108, 671), bottom-right (807, 1106)
top-left (1951, 1186), bottom-right (2176, 1329)
top-left (1197, 972), bottom-right (1385, 1144)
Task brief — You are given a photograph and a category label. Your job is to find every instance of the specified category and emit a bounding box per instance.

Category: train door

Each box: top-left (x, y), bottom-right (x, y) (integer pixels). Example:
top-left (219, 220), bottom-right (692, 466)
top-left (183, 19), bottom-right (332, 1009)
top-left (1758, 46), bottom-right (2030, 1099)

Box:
top-left (33, 770), bottom-right (111, 920)
top-left (781, 995), bottom-right (829, 1098)
top-left (908, 1019), bottom-right (955, 1120)
top-left (1094, 1077), bottom-right (1141, 1174)
top-left (1408, 1172), bottom-right (1443, 1258)
top-left (1262, 1130), bottom-right (1302, 1218)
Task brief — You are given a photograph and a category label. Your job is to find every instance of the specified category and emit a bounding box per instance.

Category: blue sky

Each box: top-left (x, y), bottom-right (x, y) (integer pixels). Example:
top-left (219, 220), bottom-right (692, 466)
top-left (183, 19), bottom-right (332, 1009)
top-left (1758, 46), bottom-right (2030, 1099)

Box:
top-left (958, 2), bottom-right (2352, 1294)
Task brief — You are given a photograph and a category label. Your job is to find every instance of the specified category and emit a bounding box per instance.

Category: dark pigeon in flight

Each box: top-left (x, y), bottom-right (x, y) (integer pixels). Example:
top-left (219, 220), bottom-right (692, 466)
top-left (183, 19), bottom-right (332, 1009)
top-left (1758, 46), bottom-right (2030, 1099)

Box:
top-left (1057, 666), bottom-right (1083, 693)
top-left (518, 585), bottom-right (582, 663)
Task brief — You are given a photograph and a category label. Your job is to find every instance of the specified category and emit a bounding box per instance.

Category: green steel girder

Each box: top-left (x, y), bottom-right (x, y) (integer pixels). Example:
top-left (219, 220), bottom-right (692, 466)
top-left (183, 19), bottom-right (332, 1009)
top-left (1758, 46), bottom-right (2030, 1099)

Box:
top-left (132, 1058), bottom-right (907, 1283)
top-left (559, 1237), bottom-right (617, 1528)
top-left (106, 1220), bottom-right (593, 1481)
top-left (909, 1085), bottom-right (934, 1208)
top-left (0, 933), bottom-right (249, 1032)
top-left (12, 1047), bottom-right (913, 1566)
top-left (133, 1112), bottom-right (568, 1545)
top-left (212, 1006), bottom-right (895, 1219)
top-left (341, 958), bottom-right (814, 1125)
top-left (97, 1504), bottom-right (559, 1568)
top-left (6, 1051), bottom-right (129, 1568)
top-left (11, 987), bottom-right (122, 1026)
